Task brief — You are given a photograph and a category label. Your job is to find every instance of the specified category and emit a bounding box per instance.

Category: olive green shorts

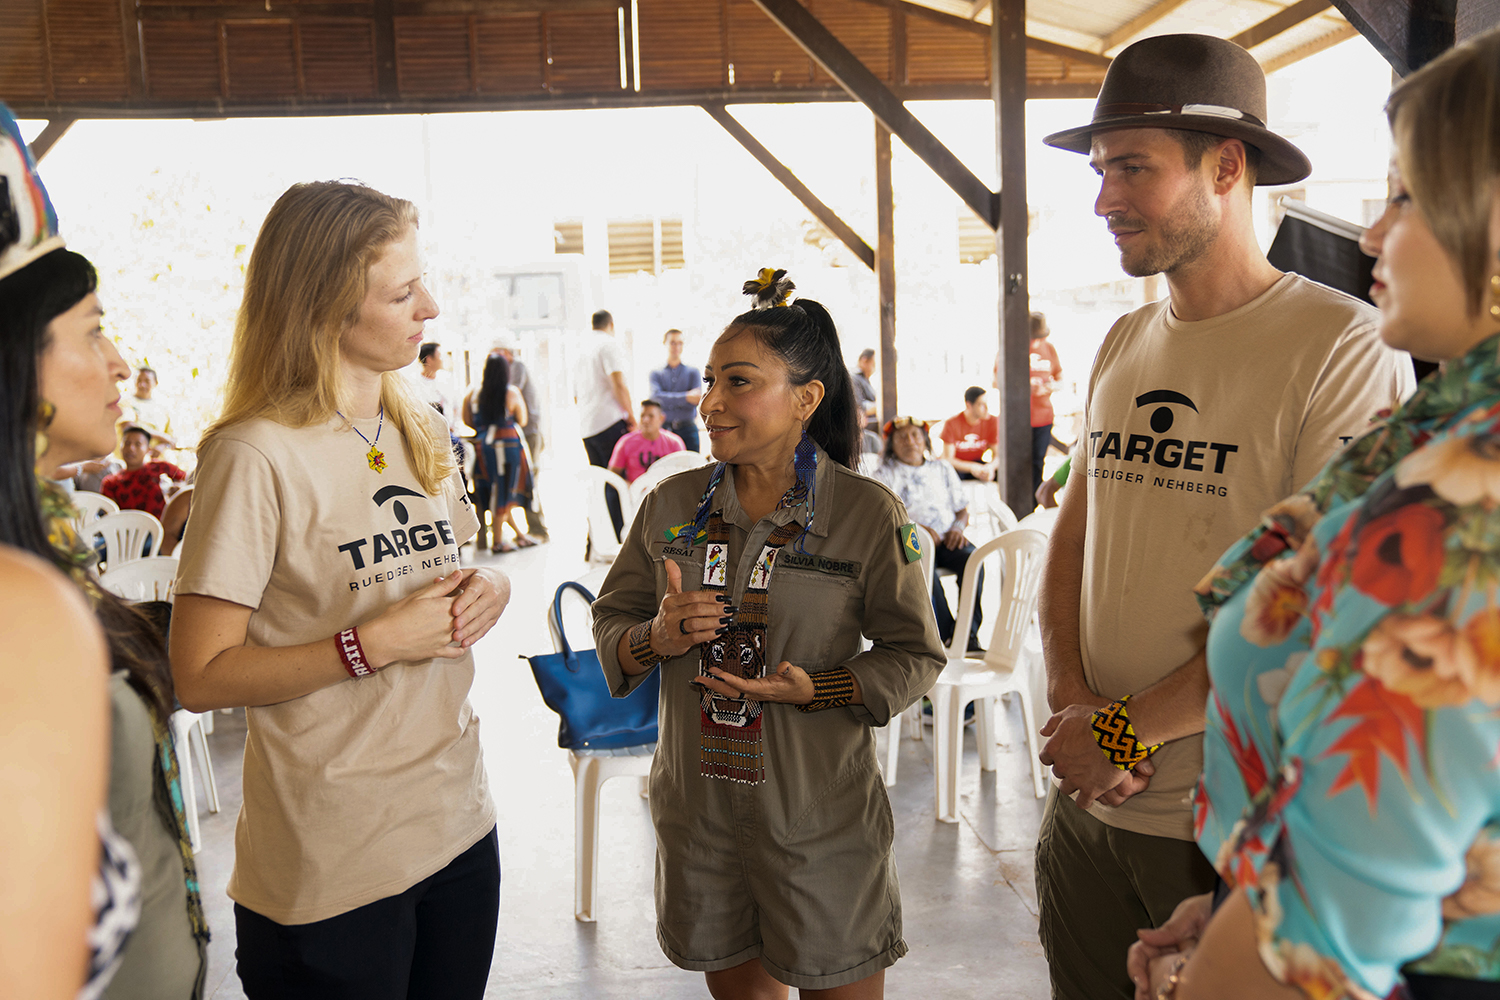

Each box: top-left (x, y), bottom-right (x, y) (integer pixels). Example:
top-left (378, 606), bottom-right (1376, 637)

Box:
top-left (652, 769), bottom-right (907, 990)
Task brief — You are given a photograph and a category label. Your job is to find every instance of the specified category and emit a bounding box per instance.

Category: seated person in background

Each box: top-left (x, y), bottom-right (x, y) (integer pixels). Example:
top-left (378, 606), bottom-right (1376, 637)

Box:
top-left (874, 416), bottom-right (985, 652)
top-left (608, 399), bottom-right (685, 485)
top-left (100, 424), bottom-right (185, 518)
top-left (940, 386), bottom-right (999, 481)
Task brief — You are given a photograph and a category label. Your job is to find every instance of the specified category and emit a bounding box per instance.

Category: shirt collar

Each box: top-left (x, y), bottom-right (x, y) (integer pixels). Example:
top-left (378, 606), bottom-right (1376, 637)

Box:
top-left (716, 441), bottom-right (837, 539)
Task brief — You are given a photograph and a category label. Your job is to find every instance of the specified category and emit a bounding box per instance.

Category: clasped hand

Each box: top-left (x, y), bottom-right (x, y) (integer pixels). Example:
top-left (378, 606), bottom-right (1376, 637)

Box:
top-left (1127, 892), bottom-right (1211, 1000)
top-left (653, 561), bottom-right (814, 705)
top-left (1038, 699), bottom-right (1155, 808)
top-left (367, 567), bottom-right (509, 667)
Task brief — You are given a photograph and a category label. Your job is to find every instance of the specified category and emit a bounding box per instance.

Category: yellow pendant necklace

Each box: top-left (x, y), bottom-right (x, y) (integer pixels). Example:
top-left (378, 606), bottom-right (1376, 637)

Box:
top-left (339, 405), bottom-right (387, 473)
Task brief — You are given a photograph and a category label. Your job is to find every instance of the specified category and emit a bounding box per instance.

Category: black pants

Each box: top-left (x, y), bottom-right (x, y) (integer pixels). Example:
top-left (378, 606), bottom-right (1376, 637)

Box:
top-left (1032, 423), bottom-right (1053, 497)
top-left (235, 827), bottom-right (501, 1000)
top-left (583, 419), bottom-right (629, 540)
top-left (932, 538), bottom-right (983, 648)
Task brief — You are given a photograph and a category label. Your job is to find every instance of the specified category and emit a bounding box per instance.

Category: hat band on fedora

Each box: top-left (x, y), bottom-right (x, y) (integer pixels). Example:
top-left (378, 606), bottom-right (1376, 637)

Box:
top-left (1095, 102), bottom-right (1266, 128)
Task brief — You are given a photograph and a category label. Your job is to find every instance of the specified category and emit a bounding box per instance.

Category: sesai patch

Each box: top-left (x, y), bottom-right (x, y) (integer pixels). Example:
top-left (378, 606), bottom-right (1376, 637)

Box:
top-left (899, 523), bottom-right (923, 563)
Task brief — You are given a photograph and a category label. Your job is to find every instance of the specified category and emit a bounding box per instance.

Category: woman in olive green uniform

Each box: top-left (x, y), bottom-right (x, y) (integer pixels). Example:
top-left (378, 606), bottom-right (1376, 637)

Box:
top-left (592, 271), bottom-right (944, 1000)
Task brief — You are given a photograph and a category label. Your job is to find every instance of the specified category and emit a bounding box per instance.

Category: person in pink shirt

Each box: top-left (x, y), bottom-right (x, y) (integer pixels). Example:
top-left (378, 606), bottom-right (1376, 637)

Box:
top-left (1029, 311), bottom-right (1063, 495)
top-left (608, 399), bottom-right (685, 484)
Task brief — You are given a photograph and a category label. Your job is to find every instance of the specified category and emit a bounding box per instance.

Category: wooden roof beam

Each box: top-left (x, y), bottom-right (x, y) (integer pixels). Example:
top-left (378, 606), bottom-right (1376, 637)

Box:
top-left (1230, 0), bottom-right (1332, 50)
top-left (702, 103), bottom-right (875, 271)
top-left (753, 0), bottom-right (998, 226)
top-left (856, 0), bottom-right (1109, 67)
top-left (28, 119), bottom-right (76, 162)
top-left (1098, 0), bottom-right (1194, 53)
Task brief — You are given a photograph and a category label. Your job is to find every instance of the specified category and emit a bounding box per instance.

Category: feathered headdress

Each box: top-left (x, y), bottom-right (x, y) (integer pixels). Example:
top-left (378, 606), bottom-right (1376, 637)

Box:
top-left (742, 267), bottom-right (794, 310)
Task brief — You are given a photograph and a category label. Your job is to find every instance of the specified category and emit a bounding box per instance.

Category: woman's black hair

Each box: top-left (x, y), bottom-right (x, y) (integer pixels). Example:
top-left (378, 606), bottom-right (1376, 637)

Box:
top-left (475, 353), bottom-right (511, 428)
top-left (727, 298), bottom-right (860, 470)
top-left (0, 248), bottom-right (174, 721)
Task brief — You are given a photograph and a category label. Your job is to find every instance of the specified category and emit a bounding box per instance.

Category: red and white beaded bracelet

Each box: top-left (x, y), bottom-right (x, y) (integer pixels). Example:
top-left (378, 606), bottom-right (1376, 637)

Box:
top-left (336, 627), bottom-right (377, 679)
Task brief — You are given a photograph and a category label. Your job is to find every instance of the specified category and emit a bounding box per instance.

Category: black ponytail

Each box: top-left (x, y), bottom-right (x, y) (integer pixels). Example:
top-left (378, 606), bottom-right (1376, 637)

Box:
top-left (729, 297), bottom-right (860, 470)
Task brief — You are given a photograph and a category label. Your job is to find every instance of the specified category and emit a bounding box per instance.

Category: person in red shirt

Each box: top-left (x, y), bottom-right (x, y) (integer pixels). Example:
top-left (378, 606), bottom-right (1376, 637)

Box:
top-left (100, 425), bottom-right (185, 519)
top-left (939, 386), bottom-right (999, 481)
top-left (1029, 311), bottom-right (1063, 495)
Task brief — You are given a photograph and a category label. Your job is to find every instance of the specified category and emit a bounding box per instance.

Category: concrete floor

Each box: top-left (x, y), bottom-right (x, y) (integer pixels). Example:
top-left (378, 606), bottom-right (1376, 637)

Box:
top-left (190, 511), bottom-right (1050, 999)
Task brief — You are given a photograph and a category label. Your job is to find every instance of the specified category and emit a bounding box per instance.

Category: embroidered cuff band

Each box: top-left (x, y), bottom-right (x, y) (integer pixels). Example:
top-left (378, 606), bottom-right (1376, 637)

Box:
top-left (629, 621), bottom-right (667, 670)
top-left (336, 626), bottom-right (377, 679)
top-left (1091, 695), bottom-right (1162, 770)
top-left (797, 667), bottom-right (857, 713)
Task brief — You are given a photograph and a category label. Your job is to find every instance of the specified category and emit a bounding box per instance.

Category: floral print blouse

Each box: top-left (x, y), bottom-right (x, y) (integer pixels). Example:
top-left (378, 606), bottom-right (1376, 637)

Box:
top-left (1195, 334), bottom-right (1500, 999)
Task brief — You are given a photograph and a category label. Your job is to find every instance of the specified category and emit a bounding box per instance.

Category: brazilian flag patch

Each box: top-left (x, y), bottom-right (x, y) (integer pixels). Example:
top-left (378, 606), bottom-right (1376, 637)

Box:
top-left (899, 523), bottom-right (923, 563)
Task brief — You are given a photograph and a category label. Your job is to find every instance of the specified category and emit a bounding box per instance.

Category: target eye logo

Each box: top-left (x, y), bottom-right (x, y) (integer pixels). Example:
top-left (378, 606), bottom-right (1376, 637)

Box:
top-left (373, 485), bottom-right (425, 524)
top-left (1134, 389), bottom-right (1199, 433)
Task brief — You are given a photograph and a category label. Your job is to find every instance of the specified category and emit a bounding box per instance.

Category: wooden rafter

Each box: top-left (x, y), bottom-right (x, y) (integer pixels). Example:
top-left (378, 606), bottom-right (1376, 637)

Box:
top-left (1230, 0), bottom-right (1332, 50)
top-left (1098, 0), bottom-right (1194, 53)
top-left (701, 103), bottom-right (875, 270)
top-left (28, 119), bottom-right (76, 162)
top-left (1260, 22), bottom-right (1360, 73)
top-left (753, 0), bottom-right (1000, 226)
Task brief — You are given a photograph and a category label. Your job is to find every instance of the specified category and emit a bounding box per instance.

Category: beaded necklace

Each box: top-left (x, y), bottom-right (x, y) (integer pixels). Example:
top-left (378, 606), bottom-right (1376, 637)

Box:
top-left (338, 405), bottom-right (387, 473)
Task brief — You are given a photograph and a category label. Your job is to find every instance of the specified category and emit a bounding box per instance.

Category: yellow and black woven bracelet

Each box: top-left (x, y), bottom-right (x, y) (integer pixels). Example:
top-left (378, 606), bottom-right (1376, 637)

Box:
top-left (1090, 695), bottom-right (1162, 770)
top-left (797, 667), bottom-right (857, 713)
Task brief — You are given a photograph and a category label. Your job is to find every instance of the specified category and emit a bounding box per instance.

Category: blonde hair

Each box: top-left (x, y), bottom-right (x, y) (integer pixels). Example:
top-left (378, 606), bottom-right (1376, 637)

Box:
top-left (203, 181), bottom-right (455, 494)
top-left (1387, 27), bottom-right (1500, 318)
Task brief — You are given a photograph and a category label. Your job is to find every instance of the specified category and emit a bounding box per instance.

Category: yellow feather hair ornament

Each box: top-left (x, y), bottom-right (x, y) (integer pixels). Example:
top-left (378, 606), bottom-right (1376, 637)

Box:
top-left (741, 267), bottom-right (795, 309)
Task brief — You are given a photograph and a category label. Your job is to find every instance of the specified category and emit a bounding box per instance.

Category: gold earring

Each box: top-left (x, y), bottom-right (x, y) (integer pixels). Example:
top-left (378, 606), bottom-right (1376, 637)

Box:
top-left (33, 400), bottom-right (54, 462)
top-left (1491, 273), bottom-right (1500, 321)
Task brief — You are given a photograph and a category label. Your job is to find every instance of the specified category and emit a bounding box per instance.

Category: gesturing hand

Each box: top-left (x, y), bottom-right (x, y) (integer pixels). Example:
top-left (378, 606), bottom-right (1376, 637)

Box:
top-left (1127, 892), bottom-right (1211, 1000)
top-left (695, 660), bottom-right (814, 705)
top-left (652, 560), bottom-right (730, 658)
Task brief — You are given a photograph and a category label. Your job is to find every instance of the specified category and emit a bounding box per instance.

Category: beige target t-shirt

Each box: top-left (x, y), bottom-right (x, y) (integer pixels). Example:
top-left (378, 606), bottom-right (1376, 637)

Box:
top-left (1076, 273), bottom-right (1415, 840)
top-left (176, 409), bottom-right (494, 925)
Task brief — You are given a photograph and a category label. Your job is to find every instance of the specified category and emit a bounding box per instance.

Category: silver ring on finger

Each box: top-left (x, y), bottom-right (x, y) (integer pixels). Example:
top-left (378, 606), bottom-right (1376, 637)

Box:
top-left (678, 617), bottom-right (691, 636)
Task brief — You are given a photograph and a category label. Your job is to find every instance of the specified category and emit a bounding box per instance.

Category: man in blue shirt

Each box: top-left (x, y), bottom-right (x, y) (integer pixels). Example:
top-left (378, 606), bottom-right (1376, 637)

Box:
top-left (648, 328), bottom-right (701, 452)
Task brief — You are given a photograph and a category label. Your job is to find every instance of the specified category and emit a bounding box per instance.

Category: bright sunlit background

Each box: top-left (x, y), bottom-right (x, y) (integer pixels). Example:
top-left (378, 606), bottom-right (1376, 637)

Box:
top-left (17, 33), bottom-right (1394, 471)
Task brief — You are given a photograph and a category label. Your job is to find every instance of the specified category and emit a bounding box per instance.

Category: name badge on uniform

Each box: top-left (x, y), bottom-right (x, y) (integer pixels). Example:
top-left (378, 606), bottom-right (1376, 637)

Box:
top-left (703, 542), bottom-right (728, 588)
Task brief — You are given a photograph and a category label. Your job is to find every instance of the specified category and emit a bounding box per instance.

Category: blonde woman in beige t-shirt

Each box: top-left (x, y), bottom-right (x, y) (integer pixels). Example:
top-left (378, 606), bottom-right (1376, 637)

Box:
top-left (171, 182), bottom-right (511, 1000)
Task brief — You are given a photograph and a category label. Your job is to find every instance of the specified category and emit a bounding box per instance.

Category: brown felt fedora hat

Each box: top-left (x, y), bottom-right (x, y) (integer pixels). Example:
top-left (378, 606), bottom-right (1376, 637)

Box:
top-left (1043, 33), bottom-right (1311, 186)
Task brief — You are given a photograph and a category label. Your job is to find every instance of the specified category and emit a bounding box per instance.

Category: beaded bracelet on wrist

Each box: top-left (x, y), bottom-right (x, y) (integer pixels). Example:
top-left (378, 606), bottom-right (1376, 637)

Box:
top-left (796, 667), bottom-right (857, 713)
top-left (628, 621), bottom-right (667, 669)
top-left (1155, 955), bottom-right (1187, 1000)
top-left (1091, 694), bottom-right (1162, 770)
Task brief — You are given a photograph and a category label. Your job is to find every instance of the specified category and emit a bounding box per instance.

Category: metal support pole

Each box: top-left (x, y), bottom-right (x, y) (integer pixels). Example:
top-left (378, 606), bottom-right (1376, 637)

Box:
top-left (876, 121), bottom-right (897, 423)
top-left (994, 0), bottom-right (1030, 513)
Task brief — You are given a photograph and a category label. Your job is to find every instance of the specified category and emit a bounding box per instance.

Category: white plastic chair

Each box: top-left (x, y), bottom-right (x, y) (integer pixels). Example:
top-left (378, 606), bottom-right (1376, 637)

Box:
top-left (103, 553), bottom-right (220, 851)
top-left (628, 449), bottom-right (709, 505)
top-left (962, 479), bottom-right (1018, 540)
top-left (582, 466), bottom-right (636, 564)
top-left (1016, 505), bottom-right (1061, 536)
top-left (932, 528), bottom-right (1049, 822)
top-left (92, 510), bottom-right (163, 570)
top-left (69, 490), bottom-right (118, 536)
top-left (548, 569), bottom-right (655, 922)
top-left (98, 555), bottom-right (179, 602)
top-left (169, 707), bottom-right (221, 853)
top-left (881, 532), bottom-right (937, 786)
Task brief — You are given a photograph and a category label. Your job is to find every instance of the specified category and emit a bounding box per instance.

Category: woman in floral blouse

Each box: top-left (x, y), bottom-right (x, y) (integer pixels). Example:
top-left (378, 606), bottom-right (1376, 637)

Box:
top-left (1128, 28), bottom-right (1500, 1000)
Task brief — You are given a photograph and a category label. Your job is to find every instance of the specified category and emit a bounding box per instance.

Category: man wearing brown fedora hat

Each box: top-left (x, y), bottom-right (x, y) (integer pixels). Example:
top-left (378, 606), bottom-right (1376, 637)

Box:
top-left (1031, 33), bottom-right (1415, 1000)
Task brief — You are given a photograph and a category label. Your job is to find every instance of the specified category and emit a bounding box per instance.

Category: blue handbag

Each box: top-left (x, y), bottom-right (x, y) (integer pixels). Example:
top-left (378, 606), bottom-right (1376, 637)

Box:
top-left (524, 581), bottom-right (661, 751)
